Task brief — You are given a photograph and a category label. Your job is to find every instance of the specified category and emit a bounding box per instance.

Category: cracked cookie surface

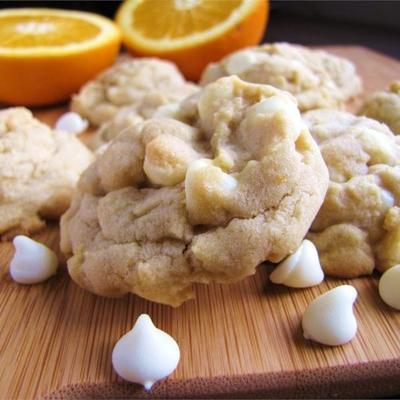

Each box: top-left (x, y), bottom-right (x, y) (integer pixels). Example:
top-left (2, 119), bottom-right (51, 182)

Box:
top-left (71, 57), bottom-right (198, 128)
top-left (360, 81), bottom-right (400, 135)
top-left (200, 43), bottom-right (362, 112)
top-left (61, 76), bottom-right (328, 306)
top-left (305, 109), bottom-right (400, 277)
top-left (0, 108), bottom-right (93, 238)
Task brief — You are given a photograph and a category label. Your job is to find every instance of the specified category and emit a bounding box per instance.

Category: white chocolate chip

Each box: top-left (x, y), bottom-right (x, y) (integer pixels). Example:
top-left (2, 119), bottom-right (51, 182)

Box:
top-left (213, 148), bottom-right (235, 171)
top-left (186, 158), bottom-right (212, 170)
top-left (270, 240), bottom-right (324, 288)
top-left (9, 235), bottom-right (58, 284)
top-left (379, 188), bottom-right (395, 210)
top-left (184, 159), bottom-right (237, 222)
top-left (143, 135), bottom-right (199, 186)
top-left (112, 314), bottom-right (180, 390)
top-left (302, 285), bottom-right (358, 346)
top-left (55, 112), bottom-right (88, 135)
top-left (225, 50), bottom-right (260, 75)
top-left (218, 170), bottom-right (237, 191)
top-left (185, 159), bottom-right (237, 205)
top-left (153, 103), bottom-right (180, 119)
top-left (246, 96), bottom-right (303, 137)
top-left (358, 128), bottom-right (395, 164)
top-left (379, 265), bottom-right (400, 310)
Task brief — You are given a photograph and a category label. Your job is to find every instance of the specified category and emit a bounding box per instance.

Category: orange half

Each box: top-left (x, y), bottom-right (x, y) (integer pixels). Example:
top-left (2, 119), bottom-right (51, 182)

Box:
top-left (0, 8), bottom-right (121, 106)
top-left (116, 0), bottom-right (268, 80)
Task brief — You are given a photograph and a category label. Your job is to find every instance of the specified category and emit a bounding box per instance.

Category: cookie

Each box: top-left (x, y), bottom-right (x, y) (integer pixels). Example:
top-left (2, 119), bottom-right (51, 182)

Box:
top-left (200, 42), bottom-right (362, 112)
top-left (0, 108), bottom-right (93, 238)
top-left (60, 76), bottom-right (328, 306)
top-left (90, 94), bottom-right (183, 150)
top-left (359, 81), bottom-right (400, 135)
top-left (71, 57), bottom-right (198, 126)
top-left (305, 109), bottom-right (400, 277)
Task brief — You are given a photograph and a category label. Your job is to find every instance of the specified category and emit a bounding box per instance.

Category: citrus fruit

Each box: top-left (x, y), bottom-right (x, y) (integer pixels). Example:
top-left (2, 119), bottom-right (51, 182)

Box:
top-left (0, 8), bottom-right (121, 106)
top-left (116, 0), bottom-right (268, 81)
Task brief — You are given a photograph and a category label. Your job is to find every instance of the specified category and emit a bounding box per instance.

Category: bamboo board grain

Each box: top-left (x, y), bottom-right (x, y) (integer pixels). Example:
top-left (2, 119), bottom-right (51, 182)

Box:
top-left (1, 46), bottom-right (400, 399)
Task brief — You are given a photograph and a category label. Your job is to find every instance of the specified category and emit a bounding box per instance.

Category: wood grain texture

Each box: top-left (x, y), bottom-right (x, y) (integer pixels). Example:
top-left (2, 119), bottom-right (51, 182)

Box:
top-left (0, 46), bottom-right (399, 399)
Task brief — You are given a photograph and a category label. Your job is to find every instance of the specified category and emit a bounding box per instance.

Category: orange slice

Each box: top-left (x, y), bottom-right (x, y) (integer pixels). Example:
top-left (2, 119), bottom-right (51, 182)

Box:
top-left (116, 0), bottom-right (268, 80)
top-left (0, 8), bottom-right (121, 106)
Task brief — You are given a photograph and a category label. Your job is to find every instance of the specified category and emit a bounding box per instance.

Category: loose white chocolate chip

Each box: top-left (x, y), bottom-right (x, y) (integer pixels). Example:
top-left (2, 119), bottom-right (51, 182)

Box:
top-left (270, 240), bottom-right (324, 288)
top-left (225, 50), bottom-right (260, 75)
top-left (9, 235), bottom-right (58, 284)
top-left (379, 265), bottom-right (400, 310)
top-left (55, 112), bottom-right (88, 135)
top-left (112, 314), bottom-right (180, 390)
top-left (302, 285), bottom-right (358, 346)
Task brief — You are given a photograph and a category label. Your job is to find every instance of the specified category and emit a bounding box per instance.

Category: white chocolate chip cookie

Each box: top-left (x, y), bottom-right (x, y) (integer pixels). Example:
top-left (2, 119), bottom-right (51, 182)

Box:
top-left (360, 81), bottom-right (400, 135)
top-left (60, 76), bottom-right (329, 306)
top-left (0, 108), bottom-right (93, 238)
top-left (305, 109), bottom-right (400, 277)
top-left (71, 57), bottom-right (198, 127)
top-left (200, 43), bottom-right (362, 112)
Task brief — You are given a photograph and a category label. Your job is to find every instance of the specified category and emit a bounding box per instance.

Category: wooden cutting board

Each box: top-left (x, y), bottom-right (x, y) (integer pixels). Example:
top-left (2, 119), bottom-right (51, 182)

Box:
top-left (1, 46), bottom-right (400, 399)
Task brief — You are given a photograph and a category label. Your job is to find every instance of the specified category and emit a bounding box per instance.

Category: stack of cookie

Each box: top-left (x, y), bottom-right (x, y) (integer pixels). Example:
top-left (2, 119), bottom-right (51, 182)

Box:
top-left (61, 75), bottom-right (329, 306)
top-left (199, 43), bottom-right (400, 283)
top-left (2, 43), bottom-right (400, 307)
